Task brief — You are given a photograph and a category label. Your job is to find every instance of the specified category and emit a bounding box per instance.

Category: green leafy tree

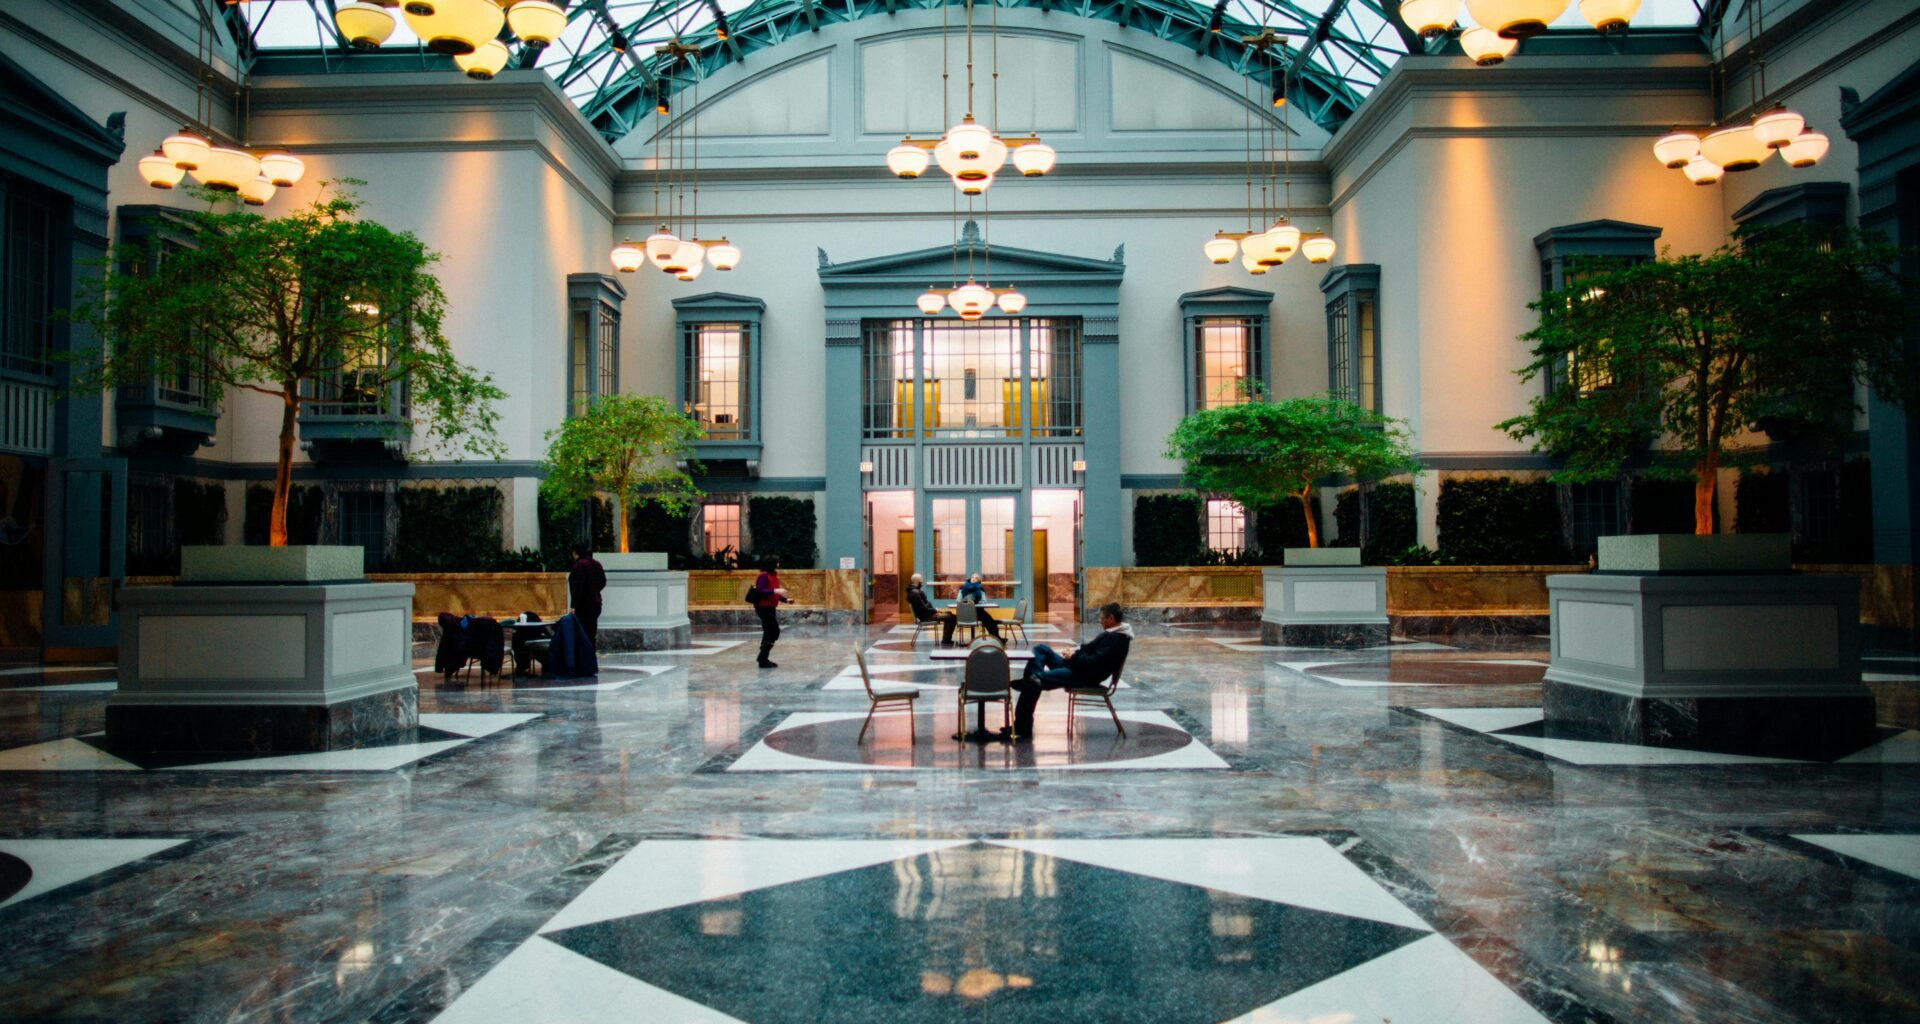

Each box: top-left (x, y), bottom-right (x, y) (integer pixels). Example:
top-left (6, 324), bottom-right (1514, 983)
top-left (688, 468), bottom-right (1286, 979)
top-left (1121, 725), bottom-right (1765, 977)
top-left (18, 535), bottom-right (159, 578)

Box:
top-left (71, 183), bottom-right (504, 546)
top-left (1498, 224), bottom-right (1911, 534)
top-left (1166, 394), bottom-right (1418, 549)
top-left (540, 394), bottom-right (705, 553)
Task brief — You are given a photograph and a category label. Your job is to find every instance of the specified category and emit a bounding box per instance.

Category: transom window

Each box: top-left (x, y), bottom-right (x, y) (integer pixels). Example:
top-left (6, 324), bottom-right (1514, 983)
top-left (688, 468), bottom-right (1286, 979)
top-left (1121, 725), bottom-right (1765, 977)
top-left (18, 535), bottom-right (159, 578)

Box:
top-left (702, 501), bottom-right (741, 555)
top-left (861, 318), bottom-right (1082, 439)
top-left (1194, 318), bottom-right (1260, 409)
top-left (1207, 499), bottom-right (1246, 554)
top-left (685, 322), bottom-right (749, 440)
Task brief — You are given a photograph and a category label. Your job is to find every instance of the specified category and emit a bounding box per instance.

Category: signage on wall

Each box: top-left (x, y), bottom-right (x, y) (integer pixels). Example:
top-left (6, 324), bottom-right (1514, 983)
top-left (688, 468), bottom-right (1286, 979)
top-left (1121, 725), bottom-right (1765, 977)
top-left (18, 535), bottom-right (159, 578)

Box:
top-left (840, 557), bottom-right (856, 570)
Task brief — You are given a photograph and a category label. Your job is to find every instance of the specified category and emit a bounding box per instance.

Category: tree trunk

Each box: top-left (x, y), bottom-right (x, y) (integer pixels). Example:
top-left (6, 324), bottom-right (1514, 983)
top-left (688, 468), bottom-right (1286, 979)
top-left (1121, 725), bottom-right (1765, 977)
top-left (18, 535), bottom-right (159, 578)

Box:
top-left (269, 392), bottom-right (297, 547)
top-left (1299, 489), bottom-right (1319, 548)
top-left (617, 495), bottom-right (629, 554)
top-left (1693, 451), bottom-right (1718, 536)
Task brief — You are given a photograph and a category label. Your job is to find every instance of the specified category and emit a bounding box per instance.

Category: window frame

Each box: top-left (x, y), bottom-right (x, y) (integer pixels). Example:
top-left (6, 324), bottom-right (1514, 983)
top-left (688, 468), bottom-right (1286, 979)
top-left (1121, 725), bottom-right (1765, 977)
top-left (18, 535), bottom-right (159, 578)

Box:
top-left (1320, 264), bottom-right (1381, 412)
top-left (1532, 221), bottom-right (1661, 396)
top-left (1177, 287), bottom-right (1273, 412)
top-left (0, 174), bottom-right (59, 383)
top-left (859, 315), bottom-right (1083, 440)
top-left (567, 273), bottom-right (626, 418)
top-left (672, 292), bottom-right (766, 460)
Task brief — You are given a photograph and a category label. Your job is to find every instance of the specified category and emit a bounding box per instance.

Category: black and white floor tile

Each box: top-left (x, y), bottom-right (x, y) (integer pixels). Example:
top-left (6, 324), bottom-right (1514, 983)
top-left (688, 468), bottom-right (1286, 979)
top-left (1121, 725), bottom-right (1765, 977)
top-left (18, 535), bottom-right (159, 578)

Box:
top-left (427, 836), bottom-right (1553, 1024)
top-left (821, 661), bottom-right (1132, 694)
top-left (0, 712), bottom-right (542, 772)
top-left (1281, 658), bottom-right (1547, 688)
top-left (1210, 636), bottom-right (1457, 654)
top-left (414, 664), bottom-right (676, 692)
top-left (1411, 706), bottom-right (1920, 766)
top-left (721, 708), bottom-right (1228, 772)
top-left (0, 837), bottom-right (191, 910)
top-left (1788, 833), bottom-right (1920, 882)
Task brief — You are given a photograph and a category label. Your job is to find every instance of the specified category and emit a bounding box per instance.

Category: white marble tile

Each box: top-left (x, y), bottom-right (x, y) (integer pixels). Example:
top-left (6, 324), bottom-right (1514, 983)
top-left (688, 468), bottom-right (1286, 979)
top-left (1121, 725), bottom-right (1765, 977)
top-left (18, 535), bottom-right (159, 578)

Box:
top-left (0, 837), bottom-right (187, 909)
top-left (724, 710), bottom-right (1229, 772)
top-left (1489, 732), bottom-right (1801, 766)
top-left (538, 838), bottom-right (976, 933)
top-left (1282, 660), bottom-right (1546, 688)
top-left (987, 837), bottom-right (1432, 931)
top-left (431, 935), bottom-right (740, 1024)
top-left (607, 640), bottom-right (743, 658)
top-left (1839, 731), bottom-right (1920, 764)
top-left (0, 738), bottom-right (143, 772)
top-left (1418, 707), bottom-right (1546, 734)
top-left (1864, 672), bottom-right (1920, 683)
top-left (419, 713), bottom-right (545, 739)
top-left (11, 680), bottom-right (118, 693)
top-left (1791, 833), bottom-right (1920, 881)
top-left (0, 665), bottom-right (114, 677)
top-left (1234, 933), bottom-right (1550, 1024)
top-left (171, 739), bottom-right (474, 772)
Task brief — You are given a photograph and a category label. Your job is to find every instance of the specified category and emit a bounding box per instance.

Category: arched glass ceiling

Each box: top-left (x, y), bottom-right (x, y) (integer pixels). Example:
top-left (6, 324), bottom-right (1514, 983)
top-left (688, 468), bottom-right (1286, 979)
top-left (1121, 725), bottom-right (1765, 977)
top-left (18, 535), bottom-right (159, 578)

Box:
top-left (237, 0), bottom-right (1706, 142)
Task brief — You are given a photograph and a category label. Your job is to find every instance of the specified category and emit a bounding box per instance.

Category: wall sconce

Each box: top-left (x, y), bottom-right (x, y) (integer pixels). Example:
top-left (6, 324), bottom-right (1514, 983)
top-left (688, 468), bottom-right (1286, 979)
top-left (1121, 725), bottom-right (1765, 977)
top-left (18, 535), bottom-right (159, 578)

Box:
top-left (1072, 459), bottom-right (1087, 473)
top-left (859, 460), bottom-right (875, 474)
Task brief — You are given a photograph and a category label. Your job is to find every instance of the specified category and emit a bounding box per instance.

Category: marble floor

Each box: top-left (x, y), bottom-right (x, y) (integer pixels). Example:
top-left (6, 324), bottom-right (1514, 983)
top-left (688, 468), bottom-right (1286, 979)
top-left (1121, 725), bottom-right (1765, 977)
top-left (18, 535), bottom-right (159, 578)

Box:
top-left (2, 622), bottom-right (1918, 1022)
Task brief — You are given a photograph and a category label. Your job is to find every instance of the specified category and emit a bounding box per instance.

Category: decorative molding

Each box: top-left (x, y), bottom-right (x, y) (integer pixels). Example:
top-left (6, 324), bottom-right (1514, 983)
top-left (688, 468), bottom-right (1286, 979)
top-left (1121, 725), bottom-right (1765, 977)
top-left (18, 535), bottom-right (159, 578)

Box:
top-left (824, 319), bottom-right (862, 346)
top-left (1083, 316), bottom-right (1120, 344)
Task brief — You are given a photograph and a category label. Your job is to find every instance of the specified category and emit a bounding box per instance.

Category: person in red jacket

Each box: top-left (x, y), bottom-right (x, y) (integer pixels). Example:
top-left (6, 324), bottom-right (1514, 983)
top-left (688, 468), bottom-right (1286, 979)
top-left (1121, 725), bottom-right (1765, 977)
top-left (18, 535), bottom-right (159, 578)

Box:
top-left (567, 542), bottom-right (607, 646)
top-left (753, 556), bottom-right (792, 668)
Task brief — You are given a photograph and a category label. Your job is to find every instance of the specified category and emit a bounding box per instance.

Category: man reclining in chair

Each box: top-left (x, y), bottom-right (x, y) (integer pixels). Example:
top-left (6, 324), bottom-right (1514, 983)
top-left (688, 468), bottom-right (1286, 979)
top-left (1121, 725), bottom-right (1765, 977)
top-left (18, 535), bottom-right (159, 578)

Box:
top-left (906, 573), bottom-right (1003, 647)
top-left (1010, 602), bottom-right (1132, 741)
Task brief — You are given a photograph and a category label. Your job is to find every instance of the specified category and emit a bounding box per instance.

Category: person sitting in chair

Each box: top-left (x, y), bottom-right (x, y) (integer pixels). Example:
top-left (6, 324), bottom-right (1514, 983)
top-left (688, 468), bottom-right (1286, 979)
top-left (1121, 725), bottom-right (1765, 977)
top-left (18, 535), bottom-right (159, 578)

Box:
top-left (906, 573), bottom-right (1002, 647)
top-left (957, 574), bottom-right (988, 604)
top-left (1010, 602), bottom-right (1132, 740)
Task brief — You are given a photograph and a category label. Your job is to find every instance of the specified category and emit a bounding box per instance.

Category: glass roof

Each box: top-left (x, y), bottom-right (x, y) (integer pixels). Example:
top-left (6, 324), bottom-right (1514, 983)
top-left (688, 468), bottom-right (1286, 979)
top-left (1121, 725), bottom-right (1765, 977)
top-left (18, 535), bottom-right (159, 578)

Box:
top-left (237, 0), bottom-right (1706, 143)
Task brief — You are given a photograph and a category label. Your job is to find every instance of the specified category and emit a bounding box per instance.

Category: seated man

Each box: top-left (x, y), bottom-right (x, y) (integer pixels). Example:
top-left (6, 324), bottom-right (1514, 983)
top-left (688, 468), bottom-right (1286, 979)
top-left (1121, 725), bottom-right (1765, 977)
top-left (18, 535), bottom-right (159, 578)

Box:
top-left (905, 573), bottom-right (1002, 647)
top-left (1010, 602), bottom-right (1132, 739)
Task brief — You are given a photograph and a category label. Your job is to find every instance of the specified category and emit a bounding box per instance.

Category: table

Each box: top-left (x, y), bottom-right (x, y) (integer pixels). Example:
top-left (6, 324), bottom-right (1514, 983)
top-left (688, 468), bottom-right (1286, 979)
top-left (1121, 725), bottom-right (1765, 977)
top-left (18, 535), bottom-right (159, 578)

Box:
top-left (503, 619), bottom-right (555, 675)
top-left (929, 648), bottom-right (1033, 661)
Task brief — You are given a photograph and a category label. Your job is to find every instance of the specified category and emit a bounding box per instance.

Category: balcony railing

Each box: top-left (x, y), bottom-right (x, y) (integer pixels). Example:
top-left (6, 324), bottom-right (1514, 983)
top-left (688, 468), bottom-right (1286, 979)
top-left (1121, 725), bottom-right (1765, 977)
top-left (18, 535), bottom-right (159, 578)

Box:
top-left (299, 370), bottom-right (411, 448)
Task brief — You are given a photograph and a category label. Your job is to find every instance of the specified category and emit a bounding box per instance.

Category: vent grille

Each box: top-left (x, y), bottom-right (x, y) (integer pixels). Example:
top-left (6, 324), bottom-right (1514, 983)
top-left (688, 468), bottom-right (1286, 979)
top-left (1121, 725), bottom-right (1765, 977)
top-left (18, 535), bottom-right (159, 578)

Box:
top-left (862, 445), bottom-right (914, 489)
top-left (0, 381), bottom-right (53, 456)
top-left (925, 445), bottom-right (1021, 489)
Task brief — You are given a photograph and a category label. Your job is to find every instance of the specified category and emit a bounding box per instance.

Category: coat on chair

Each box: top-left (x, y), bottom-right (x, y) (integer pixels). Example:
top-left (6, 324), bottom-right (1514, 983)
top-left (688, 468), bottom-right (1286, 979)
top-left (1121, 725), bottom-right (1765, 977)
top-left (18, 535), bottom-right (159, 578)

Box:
top-left (545, 613), bottom-right (599, 679)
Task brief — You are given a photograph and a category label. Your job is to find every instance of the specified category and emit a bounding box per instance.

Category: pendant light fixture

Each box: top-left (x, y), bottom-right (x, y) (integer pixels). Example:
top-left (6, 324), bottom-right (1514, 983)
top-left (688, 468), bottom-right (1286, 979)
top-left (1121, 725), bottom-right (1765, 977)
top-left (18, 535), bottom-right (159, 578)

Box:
top-left (1578, 0), bottom-right (1639, 32)
top-left (613, 52), bottom-right (744, 279)
top-left (609, 239), bottom-right (646, 272)
top-left (1652, 129), bottom-right (1700, 168)
top-left (144, 5), bottom-right (303, 204)
top-left (1198, 35), bottom-right (1332, 276)
top-left (401, 0), bottom-right (504, 55)
top-left (456, 39), bottom-right (512, 79)
top-left (1460, 25), bottom-right (1518, 66)
top-left (1651, 1), bottom-right (1822, 185)
top-left (1398, 0), bottom-right (1461, 39)
top-left (1463, 0), bottom-right (1568, 39)
top-left (1780, 128), bottom-right (1829, 168)
top-left (335, 1), bottom-right (398, 49)
top-left (506, 0), bottom-right (566, 46)
top-left (884, 0), bottom-right (1054, 194)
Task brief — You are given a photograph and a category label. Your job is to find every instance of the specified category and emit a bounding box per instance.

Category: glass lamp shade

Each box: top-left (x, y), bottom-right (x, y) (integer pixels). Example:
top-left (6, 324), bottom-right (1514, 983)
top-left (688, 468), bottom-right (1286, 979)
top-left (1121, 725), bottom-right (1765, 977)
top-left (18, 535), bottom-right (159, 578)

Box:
top-left (1700, 123), bottom-right (1771, 172)
top-left (1752, 106), bottom-right (1805, 149)
top-left (950, 280), bottom-right (995, 317)
top-left (1460, 26), bottom-right (1517, 65)
top-left (917, 289), bottom-right (947, 315)
top-left (239, 174), bottom-right (276, 207)
top-left (457, 39), bottom-right (511, 79)
top-left (934, 118), bottom-right (1007, 187)
top-left (506, 0), bottom-right (565, 45)
top-left (1011, 142), bottom-right (1056, 176)
top-left (162, 129), bottom-right (210, 171)
top-left (1681, 154), bottom-right (1722, 185)
top-left (335, 2), bottom-right (396, 48)
top-left (677, 258), bottom-right (706, 282)
top-left (1780, 127), bottom-right (1829, 168)
top-left (193, 146), bottom-right (261, 192)
top-left (1266, 220), bottom-right (1301, 257)
top-left (996, 289), bottom-right (1028, 314)
top-left (666, 239), bottom-right (704, 276)
top-left (1241, 253), bottom-right (1268, 275)
top-left (1398, 0), bottom-right (1460, 38)
top-left (1203, 234), bottom-right (1239, 264)
top-left (1464, 0), bottom-right (1569, 38)
top-left (259, 151), bottom-right (305, 188)
top-left (1577, 0), bottom-right (1638, 31)
top-left (1652, 130), bottom-right (1700, 168)
top-left (887, 143), bottom-right (930, 178)
top-left (953, 170), bottom-right (994, 196)
top-left (139, 150), bottom-right (187, 189)
top-left (706, 240), bottom-right (741, 270)
top-left (610, 240), bottom-right (646, 273)
top-left (1301, 233), bottom-right (1338, 264)
top-left (645, 229), bottom-right (681, 267)
top-left (403, 0), bottom-right (503, 55)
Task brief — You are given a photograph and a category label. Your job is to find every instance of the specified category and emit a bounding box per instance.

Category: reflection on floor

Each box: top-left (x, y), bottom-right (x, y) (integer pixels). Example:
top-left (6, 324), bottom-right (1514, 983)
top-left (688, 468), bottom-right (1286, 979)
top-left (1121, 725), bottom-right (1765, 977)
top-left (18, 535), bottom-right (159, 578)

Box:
top-left (431, 837), bottom-right (1549, 1024)
top-left (2, 626), bottom-right (1918, 1023)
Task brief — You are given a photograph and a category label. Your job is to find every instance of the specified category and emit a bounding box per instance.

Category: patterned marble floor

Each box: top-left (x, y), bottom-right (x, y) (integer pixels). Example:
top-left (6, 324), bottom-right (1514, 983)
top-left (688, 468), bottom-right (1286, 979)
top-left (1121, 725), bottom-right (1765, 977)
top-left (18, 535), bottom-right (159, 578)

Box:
top-left (1, 624), bottom-right (1917, 1023)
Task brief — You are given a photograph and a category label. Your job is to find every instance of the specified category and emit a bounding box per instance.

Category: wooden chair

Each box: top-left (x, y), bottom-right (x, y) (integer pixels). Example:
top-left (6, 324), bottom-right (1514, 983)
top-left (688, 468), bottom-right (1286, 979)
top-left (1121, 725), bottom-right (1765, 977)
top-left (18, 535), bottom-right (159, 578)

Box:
top-left (1066, 649), bottom-right (1129, 737)
top-left (957, 636), bottom-right (1012, 739)
top-left (854, 646), bottom-right (920, 743)
top-left (1001, 599), bottom-right (1030, 647)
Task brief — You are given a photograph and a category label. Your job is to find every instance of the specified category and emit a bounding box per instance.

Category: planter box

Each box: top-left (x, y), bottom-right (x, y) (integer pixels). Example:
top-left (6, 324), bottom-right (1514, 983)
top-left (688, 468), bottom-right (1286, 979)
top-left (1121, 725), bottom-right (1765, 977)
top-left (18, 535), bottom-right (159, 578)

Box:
top-left (181, 545), bottom-right (363, 583)
top-left (107, 581), bottom-right (417, 753)
top-left (1284, 547), bottom-right (1362, 567)
top-left (600, 554), bottom-right (690, 651)
top-left (1260, 565), bottom-right (1389, 648)
top-left (1597, 534), bottom-right (1790, 573)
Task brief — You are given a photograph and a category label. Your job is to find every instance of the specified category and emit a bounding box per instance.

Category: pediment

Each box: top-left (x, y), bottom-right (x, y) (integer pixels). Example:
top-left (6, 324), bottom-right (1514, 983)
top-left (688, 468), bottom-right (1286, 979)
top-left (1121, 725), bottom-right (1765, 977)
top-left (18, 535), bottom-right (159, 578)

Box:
top-left (819, 221), bottom-right (1124, 287)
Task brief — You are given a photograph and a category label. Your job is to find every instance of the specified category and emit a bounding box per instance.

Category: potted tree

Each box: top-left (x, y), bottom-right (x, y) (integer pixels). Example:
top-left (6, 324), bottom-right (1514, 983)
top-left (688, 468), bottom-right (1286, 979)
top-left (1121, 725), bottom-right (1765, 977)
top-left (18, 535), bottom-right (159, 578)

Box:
top-left (1167, 393), bottom-right (1416, 646)
top-left (540, 393), bottom-right (705, 649)
top-left (1497, 224), bottom-right (1911, 757)
top-left (72, 183), bottom-right (504, 753)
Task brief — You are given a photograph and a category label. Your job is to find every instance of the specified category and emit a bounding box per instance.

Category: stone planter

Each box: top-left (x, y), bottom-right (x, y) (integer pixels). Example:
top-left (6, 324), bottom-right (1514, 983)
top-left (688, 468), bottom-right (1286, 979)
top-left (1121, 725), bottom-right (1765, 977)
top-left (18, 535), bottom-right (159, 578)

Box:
top-left (1260, 549), bottom-right (1388, 647)
top-left (108, 546), bottom-right (416, 753)
top-left (1543, 534), bottom-right (1875, 759)
top-left (598, 552), bottom-right (691, 651)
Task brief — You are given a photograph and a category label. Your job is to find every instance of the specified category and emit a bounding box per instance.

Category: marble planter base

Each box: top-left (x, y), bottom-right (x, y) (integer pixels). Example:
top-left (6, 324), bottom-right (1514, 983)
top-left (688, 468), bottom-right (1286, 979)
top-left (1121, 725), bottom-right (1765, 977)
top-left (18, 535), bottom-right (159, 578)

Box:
top-left (1542, 679), bottom-right (1878, 760)
top-left (1391, 614), bottom-right (1551, 640)
top-left (598, 624), bottom-right (694, 652)
top-left (105, 687), bottom-right (418, 754)
top-left (1261, 622), bottom-right (1391, 648)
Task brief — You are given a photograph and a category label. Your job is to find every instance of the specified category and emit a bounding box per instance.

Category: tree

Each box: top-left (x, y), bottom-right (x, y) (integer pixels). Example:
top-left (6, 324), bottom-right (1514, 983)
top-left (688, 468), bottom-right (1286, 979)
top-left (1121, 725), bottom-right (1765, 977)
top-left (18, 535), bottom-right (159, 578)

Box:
top-left (1498, 224), bottom-right (1911, 534)
top-left (72, 183), bottom-right (504, 546)
top-left (1166, 394), bottom-right (1418, 549)
top-left (540, 394), bottom-right (706, 553)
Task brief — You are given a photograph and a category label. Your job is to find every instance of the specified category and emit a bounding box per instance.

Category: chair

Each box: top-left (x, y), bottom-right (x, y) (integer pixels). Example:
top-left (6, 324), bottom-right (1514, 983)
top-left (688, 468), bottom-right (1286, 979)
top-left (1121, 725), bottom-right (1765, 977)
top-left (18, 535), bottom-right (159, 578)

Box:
top-left (953, 601), bottom-right (982, 644)
top-left (910, 612), bottom-right (942, 645)
top-left (1002, 599), bottom-right (1030, 647)
top-left (957, 636), bottom-right (1012, 739)
top-left (1066, 648), bottom-right (1129, 737)
top-left (854, 646), bottom-right (920, 743)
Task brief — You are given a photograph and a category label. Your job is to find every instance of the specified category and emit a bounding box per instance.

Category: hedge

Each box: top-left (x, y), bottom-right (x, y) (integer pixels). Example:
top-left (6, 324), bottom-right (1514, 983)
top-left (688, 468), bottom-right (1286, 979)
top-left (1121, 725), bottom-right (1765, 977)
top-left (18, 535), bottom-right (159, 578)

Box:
top-left (389, 486), bottom-right (505, 573)
top-left (1633, 478), bottom-right (1709, 534)
top-left (1333, 483), bottom-right (1417, 563)
top-left (1134, 493), bottom-right (1203, 566)
top-left (1733, 470), bottom-right (1790, 536)
top-left (176, 480), bottom-right (226, 548)
top-left (747, 495), bottom-right (818, 569)
top-left (1436, 478), bottom-right (1569, 564)
top-left (1252, 495), bottom-right (1322, 555)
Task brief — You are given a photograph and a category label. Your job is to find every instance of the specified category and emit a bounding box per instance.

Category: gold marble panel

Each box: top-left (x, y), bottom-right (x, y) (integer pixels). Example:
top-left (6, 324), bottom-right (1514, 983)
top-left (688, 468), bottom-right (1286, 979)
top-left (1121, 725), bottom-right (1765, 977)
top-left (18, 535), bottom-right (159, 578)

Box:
top-left (0, 590), bottom-right (42, 647)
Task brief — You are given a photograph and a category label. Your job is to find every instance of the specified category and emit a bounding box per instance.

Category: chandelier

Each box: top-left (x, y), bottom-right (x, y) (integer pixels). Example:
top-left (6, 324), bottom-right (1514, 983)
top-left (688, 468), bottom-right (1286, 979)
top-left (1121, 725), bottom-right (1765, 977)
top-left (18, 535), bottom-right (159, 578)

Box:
top-left (915, 222), bottom-right (1025, 319)
top-left (139, 6), bottom-right (304, 202)
top-left (1648, 1), bottom-right (1825, 184)
top-left (883, 0), bottom-right (1055, 193)
top-left (1198, 31), bottom-right (1335, 273)
top-left (1398, 1), bottom-right (1642, 68)
top-left (611, 46), bottom-right (742, 278)
top-left (335, 0), bottom-right (567, 78)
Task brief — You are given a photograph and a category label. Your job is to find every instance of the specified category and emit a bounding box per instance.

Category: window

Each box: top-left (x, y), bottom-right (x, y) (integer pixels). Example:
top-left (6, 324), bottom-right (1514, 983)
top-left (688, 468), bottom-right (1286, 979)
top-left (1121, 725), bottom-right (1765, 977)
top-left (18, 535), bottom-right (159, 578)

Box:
top-left (1565, 482), bottom-right (1620, 554)
top-left (306, 328), bottom-right (405, 418)
top-left (116, 207), bottom-right (213, 414)
top-left (126, 481), bottom-right (173, 575)
top-left (1533, 221), bottom-right (1660, 396)
top-left (337, 490), bottom-right (389, 565)
top-left (567, 274), bottom-right (624, 417)
top-left (702, 502), bottom-right (740, 555)
top-left (861, 317), bottom-right (1082, 439)
top-left (1207, 499), bottom-right (1246, 554)
top-left (1194, 318), bottom-right (1258, 408)
top-left (685, 322), bottom-right (749, 439)
top-left (1321, 265), bottom-right (1381, 411)
top-left (1, 177), bottom-right (57, 379)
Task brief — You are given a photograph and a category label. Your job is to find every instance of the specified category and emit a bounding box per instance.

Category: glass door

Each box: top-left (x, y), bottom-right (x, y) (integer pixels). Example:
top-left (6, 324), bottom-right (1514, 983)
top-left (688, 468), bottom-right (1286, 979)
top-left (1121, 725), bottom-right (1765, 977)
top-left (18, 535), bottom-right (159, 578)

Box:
top-left (926, 494), bottom-right (1019, 603)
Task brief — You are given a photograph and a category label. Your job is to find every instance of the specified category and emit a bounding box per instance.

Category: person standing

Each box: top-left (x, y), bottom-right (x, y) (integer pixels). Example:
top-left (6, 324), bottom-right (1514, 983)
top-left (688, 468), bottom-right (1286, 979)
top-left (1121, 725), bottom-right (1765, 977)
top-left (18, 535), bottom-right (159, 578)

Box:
top-left (753, 556), bottom-right (792, 668)
top-left (567, 542), bottom-right (607, 646)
